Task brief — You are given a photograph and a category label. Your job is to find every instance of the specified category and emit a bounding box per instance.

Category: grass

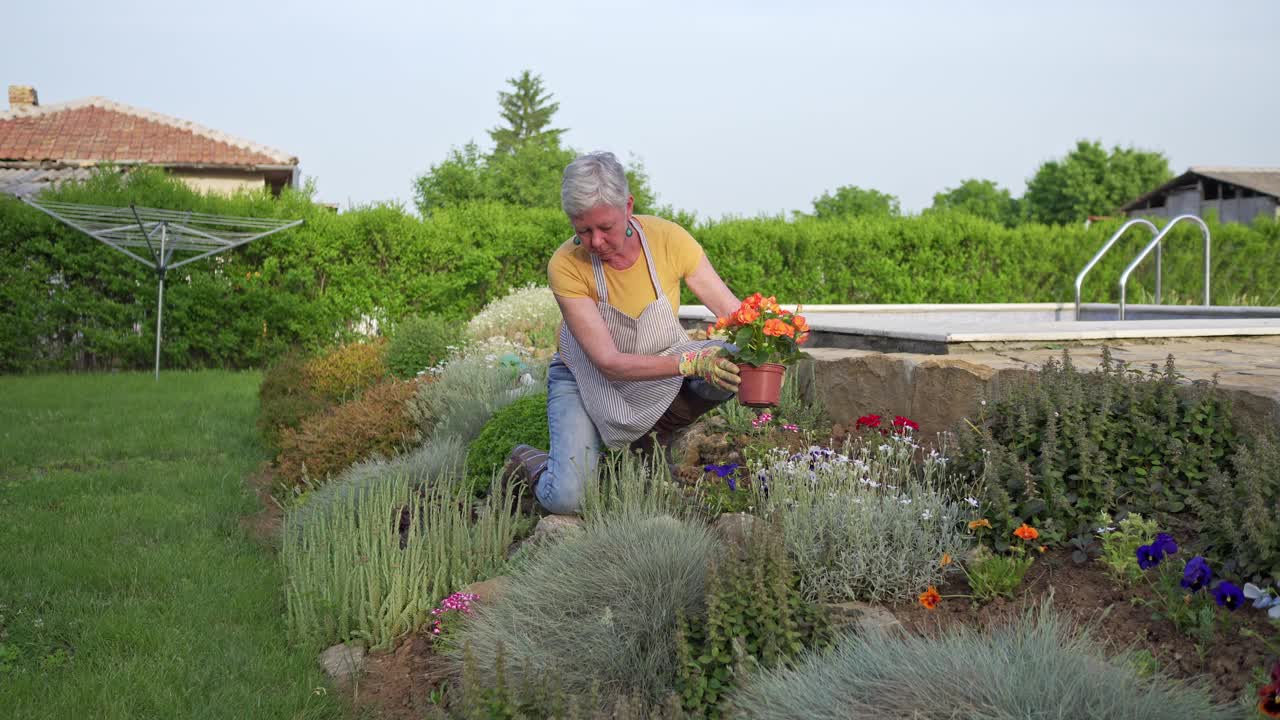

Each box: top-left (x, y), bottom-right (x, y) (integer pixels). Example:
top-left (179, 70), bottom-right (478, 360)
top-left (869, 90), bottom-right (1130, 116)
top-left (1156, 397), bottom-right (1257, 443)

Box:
top-left (0, 371), bottom-right (345, 720)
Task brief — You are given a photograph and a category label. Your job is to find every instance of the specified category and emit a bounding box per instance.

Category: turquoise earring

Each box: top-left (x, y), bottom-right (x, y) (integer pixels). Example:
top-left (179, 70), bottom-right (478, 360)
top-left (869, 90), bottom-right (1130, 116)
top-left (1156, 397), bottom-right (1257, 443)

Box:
top-left (626, 227), bottom-right (633, 238)
top-left (573, 236), bottom-right (581, 245)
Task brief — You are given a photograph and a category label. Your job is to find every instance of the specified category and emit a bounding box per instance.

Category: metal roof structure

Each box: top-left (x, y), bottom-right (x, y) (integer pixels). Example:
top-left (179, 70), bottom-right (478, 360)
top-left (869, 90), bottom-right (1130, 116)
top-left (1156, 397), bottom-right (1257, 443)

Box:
top-left (1120, 166), bottom-right (1280, 212)
top-left (22, 198), bottom-right (303, 378)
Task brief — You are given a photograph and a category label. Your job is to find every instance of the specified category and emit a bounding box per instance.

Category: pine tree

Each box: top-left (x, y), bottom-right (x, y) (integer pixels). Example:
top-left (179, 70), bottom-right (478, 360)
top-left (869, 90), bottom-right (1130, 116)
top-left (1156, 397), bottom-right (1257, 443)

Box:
top-left (488, 70), bottom-right (566, 155)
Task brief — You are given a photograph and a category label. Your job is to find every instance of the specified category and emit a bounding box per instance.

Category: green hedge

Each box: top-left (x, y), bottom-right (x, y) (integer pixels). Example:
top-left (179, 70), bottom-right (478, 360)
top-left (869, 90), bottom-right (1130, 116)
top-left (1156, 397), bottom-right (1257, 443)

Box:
top-left (2, 168), bottom-right (1277, 372)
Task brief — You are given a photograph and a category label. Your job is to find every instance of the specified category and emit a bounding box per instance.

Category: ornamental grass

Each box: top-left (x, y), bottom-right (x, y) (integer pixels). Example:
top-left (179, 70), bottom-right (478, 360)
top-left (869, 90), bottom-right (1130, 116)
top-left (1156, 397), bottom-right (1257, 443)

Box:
top-left (727, 601), bottom-right (1236, 720)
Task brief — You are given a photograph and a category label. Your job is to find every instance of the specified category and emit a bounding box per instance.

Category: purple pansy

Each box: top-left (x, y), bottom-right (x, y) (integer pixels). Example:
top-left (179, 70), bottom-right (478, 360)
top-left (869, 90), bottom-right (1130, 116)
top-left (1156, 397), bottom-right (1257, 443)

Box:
top-left (1212, 581), bottom-right (1245, 610)
top-left (704, 463), bottom-right (741, 491)
top-left (1135, 544), bottom-right (1163, 570)
top-left (1153, 533), bottom-right (1178, 556)
top-left (1181, 556), bottom-right (1212, 591)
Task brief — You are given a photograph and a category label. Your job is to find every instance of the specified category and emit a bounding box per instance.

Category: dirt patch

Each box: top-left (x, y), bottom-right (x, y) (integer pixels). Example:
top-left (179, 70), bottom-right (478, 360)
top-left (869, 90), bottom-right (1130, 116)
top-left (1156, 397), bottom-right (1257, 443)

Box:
top-left (352, 632), bottom-right (455, 720)
top-left (888, 548), bottom-right (1277, 702)
top-left (240, 461), bottom-right (284, 547)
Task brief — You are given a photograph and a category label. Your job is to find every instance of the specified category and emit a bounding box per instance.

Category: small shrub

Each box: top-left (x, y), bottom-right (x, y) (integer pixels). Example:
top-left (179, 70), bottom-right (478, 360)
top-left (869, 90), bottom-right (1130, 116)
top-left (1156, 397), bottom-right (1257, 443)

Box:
top-left (674, 517), bottom-right (832, 716)
top-left (963, 551), bottom-right (1034, 602)
top-left (276, 378), bottom-right (419, 488)
top-left (386, 313), bottom-right (460, 379)
top-left (727, 601), bottom-right (1236, 720)
top-left (304, 338), bottom-right (389, 402)
top-left (466, 283), bottom-right (562, 356)
top-left (466, 392), bottom-right (550, 491)
top-left (580, 449), bottom-right (693, 523)
top-left (1097, 511), bottom-right (1159, 584)
top-left (449, 512), bottom-right (717, 709)
top-left (283, 468), bottom-right (523, 650)
top-left (758, 437), bottom-right (976, 603)
top-left (256, 348), bottom-right (329, 449)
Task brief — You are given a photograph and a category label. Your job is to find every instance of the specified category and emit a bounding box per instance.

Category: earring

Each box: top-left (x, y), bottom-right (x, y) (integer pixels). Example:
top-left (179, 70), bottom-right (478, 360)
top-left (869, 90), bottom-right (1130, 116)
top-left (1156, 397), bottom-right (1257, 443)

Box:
top-left (625, 227), bottom-right (633, 238)
top-left (573, 236), bottom-right (581, 245)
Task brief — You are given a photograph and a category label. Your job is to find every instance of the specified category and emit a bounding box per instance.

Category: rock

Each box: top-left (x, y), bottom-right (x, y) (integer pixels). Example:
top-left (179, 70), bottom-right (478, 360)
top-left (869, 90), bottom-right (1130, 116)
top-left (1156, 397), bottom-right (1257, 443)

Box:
top-left (712, 512), bottom-right (760, 550)
top-left (810, 350), bottom-right (913, 427)
top-left (532, 514), bottom-right (584, 540)
top-left (822, 601), bottom-right (906, 638)
top-left (459, 575), bottom-right (512, 605)
top-left (908, 358), bottom-right (995, 436)
top-left (671, 416), bottom-right (729, 467)
top-left (318, 643), bottom-right (366, 685)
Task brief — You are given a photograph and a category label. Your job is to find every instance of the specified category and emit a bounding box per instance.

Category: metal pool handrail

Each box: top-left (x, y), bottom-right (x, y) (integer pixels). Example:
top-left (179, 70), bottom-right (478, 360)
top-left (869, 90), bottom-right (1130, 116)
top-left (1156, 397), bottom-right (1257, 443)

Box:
top-left (1118, 214), bottom-right (1211, 320)
top-left (1074, 218), bottom-right (1158, 320)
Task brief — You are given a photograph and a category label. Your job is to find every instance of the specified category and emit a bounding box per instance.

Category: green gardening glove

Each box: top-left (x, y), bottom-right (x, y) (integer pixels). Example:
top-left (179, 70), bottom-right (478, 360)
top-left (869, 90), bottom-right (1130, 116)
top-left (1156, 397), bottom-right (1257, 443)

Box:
top-left (678, 347), bottom-right (741, 393)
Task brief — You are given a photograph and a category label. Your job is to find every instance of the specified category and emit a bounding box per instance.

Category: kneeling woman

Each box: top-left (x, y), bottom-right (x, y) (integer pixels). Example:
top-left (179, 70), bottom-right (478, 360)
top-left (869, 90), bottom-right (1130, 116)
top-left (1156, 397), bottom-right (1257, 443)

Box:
top-left (506, 151), bottom-right (742, 515)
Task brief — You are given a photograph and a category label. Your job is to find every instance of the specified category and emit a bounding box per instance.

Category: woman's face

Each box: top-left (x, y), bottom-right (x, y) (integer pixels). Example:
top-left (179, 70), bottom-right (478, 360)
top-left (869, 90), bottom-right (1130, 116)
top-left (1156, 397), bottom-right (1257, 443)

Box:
top-left (571, 198), bottom-right (634, 267)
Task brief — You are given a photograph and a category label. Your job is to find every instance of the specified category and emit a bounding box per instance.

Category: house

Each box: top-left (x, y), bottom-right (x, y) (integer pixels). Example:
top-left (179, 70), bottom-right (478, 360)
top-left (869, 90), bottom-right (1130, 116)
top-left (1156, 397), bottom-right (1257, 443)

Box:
top-left (0, 85), bottom-right (298, 198)
top-left (1120, 166), bottom-right (1280, 224)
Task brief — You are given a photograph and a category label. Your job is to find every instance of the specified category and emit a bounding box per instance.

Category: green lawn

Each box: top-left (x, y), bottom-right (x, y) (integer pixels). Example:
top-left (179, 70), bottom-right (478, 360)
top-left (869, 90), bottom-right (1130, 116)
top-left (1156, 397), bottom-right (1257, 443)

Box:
top-left (0, 371), bottom-right (346, 720)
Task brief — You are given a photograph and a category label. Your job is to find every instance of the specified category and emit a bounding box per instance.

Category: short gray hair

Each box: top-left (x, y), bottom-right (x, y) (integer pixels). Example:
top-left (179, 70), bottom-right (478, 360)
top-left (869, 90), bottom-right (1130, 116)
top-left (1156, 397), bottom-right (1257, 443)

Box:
top-left (561, 151), bottom-right (630, 218)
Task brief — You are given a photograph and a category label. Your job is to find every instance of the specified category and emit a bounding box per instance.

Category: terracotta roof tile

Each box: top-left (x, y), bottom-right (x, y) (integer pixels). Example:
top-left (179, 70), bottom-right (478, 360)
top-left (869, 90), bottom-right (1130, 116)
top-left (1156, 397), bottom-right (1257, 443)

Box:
top-left (0, 97), bottom-right (296, 167)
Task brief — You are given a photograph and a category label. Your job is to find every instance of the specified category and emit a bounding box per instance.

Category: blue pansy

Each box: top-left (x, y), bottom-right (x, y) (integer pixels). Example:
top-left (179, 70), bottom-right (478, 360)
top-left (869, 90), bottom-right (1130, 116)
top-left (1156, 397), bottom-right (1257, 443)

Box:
top-left (1212, 581), bottom-right (1245, 611)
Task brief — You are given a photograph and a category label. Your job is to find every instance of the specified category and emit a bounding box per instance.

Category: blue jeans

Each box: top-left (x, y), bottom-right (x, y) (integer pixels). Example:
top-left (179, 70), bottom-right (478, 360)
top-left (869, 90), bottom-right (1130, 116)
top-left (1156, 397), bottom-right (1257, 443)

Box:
top-left (537, 347), bottom-right (735, 515)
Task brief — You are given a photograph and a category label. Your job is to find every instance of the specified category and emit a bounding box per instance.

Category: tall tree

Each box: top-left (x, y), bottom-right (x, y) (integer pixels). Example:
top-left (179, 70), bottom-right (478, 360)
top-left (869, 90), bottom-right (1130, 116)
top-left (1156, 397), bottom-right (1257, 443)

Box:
top-left (811, 185), bottom-right (900, 219)
top-left (930, 178), bottom-right (1021, 226)
top-left (488, 70), bottom-right (566, 156)
top-left (1023, 140), bottom-right (1172, 225)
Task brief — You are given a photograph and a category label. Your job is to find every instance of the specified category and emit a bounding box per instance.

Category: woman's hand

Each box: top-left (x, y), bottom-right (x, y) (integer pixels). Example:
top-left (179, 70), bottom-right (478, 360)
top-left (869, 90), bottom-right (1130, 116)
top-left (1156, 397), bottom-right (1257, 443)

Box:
top-left (679, 347), bottom-right (741, 392)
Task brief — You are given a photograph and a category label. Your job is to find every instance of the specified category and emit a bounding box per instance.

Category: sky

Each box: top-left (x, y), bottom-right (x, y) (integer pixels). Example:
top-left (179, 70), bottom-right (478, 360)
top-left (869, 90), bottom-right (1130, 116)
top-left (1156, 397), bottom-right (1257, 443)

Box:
top-left (6, 0), bottom-right (1279, 220)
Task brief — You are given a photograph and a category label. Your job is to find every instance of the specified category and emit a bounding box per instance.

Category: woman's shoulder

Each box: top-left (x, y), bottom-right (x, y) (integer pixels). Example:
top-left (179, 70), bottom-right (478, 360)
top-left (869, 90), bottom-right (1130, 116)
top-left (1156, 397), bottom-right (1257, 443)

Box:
top-left (549, 236), bottom-right (591, 267)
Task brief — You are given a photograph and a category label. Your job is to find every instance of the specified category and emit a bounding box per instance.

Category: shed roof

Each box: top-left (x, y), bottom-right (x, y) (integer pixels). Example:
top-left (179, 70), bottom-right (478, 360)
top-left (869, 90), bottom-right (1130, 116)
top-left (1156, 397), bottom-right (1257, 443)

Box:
top-left (1120, 166), bottom-right (1280, 211)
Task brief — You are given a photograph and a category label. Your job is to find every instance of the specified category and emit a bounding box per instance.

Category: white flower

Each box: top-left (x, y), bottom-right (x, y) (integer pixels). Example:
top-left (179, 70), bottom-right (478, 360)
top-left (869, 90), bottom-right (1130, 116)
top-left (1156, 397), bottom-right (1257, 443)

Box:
top-left (920, 509), bottom-right (932, 521)
top-left (900, 497), bottom-right (912, 505)
top-left (1096, 526), bottom-right (1116, 535)
top-left (965, 497), bottom-right (980, 508)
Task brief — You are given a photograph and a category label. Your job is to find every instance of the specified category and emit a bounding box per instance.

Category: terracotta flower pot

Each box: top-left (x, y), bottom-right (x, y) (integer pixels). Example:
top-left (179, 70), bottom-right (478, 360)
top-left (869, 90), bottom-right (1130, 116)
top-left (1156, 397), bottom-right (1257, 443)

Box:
top-left (737, 363), bottom-right (786, 407)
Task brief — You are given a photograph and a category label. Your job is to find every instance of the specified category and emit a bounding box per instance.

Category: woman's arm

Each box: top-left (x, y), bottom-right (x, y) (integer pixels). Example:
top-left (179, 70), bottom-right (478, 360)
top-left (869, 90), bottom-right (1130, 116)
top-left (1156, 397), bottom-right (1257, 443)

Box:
top-left (556, 295), bottom-right (681, 381)
top-left (684, 255), bottom-right (740, 319)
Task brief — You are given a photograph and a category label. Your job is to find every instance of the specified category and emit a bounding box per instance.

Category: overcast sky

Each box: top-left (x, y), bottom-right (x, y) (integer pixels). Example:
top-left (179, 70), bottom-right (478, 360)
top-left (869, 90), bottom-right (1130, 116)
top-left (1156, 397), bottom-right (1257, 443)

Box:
top-left (6, 0), bottom-right (1278, 219)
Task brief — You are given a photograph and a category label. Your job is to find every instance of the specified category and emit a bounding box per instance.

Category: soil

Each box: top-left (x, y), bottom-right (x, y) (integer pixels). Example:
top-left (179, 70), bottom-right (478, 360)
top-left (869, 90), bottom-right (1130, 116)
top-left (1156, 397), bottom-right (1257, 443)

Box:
top-left (352, 632), bottom-right (455, 720)
top-left (240, 460), bottom-right (284, 547)
top-left (889, 547), bottom-right (1277, 703)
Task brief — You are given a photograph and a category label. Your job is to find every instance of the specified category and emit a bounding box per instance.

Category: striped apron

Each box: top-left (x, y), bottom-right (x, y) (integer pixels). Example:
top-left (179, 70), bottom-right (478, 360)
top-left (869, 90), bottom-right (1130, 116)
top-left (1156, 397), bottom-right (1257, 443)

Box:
top-left (558, 217), bottom-right (718, 449)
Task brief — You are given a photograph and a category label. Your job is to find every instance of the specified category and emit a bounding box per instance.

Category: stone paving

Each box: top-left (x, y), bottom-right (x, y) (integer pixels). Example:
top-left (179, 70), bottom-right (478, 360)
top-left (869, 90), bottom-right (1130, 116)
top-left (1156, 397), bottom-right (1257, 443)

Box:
top-left (808, 337), bottom-right (1280, 438)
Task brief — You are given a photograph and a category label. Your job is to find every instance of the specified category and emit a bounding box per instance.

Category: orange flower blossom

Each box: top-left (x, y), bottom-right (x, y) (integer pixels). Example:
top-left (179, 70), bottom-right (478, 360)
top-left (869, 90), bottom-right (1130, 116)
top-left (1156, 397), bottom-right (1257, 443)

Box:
top-left (1013, 524), bottom-right (1039, 541)
top-left (919, 586), bottom-right (942, 610)
top-left (968, 519), bottom-right (992, 531)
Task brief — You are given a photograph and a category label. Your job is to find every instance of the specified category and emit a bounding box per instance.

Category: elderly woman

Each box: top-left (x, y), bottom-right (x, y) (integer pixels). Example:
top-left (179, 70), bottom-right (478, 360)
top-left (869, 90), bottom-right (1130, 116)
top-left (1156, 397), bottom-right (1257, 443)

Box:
top-left (505, 151), bottom-right (743, 515)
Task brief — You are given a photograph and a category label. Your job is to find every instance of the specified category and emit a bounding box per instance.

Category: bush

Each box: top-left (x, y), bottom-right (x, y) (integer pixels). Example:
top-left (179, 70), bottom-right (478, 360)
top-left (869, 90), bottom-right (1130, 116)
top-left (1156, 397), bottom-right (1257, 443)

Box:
top-left (466, 392), bottom-right (550, 491)
top-left (275, 378), bottom-right (419, 488)
top-left (303, 338), bottom-right (389, 402)
top-left (758, 438), bottom-right (976, 603)
top-left (449, 513), bottom-right (718, 708)
top-left (256, 348), bottom-right (328, 450)
top-left (386, 313), bottom-right (459, 379)
top-left (465, 283), bottom-right (562, 357)
top-left (727, 602), bottom-right (1236, 720)
top-left (410, 344), bottom-right (547, 445)
top-left (1194, 430), bottom-right (1280, 584)
top-left (282, 467), bottom-right (524, 650)
top-left (955, 350), bottom-right (1245, 562)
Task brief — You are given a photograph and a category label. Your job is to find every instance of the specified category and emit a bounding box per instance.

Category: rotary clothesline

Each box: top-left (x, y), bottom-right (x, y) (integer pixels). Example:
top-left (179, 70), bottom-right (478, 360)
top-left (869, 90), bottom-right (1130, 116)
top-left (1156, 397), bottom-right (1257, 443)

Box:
top-left (23, 198), bottom-right (303, 379)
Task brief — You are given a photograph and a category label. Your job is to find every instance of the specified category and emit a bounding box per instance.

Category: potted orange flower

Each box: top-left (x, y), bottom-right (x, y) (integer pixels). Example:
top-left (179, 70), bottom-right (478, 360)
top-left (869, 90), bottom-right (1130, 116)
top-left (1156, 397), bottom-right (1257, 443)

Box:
top-left (707, 293), bottom-right (811, 407)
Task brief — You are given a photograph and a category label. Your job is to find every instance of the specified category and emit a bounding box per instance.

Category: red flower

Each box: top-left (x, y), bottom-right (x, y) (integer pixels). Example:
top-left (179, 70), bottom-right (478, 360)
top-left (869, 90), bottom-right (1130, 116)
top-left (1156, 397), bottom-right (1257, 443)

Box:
top-left (892, 416), bottom-right (920, 433)
top-left (855, 414), bottom-right (882, 430)
top-left (918, 586), bottom-right (942, 610)
top-left (1260, 681), bottom-right (1280, 718)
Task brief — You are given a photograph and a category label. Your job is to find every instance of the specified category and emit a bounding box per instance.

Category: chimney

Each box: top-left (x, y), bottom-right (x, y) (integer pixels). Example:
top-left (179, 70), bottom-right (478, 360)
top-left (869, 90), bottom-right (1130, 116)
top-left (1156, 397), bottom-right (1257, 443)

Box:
top-left (8, 85), bottom-right (38, 110)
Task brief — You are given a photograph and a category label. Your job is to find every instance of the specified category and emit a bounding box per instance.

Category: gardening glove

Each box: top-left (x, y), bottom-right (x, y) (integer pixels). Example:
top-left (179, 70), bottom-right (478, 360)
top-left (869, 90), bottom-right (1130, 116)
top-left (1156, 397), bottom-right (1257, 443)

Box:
top-left (678, 347), bottom-right (741, 393)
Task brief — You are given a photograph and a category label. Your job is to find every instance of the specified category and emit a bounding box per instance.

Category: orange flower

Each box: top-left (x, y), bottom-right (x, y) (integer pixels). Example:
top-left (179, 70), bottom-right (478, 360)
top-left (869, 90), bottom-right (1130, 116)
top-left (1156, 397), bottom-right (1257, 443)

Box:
top-left (744, 292), bottom-right (764, 310)
top-left (792, 314), bottom-right (809, 333)
top-left (796, 331), bottom-right (810, 345)
top-left (714, 316), bottom-right (730, 331)
top-left (762, 318), bottom-right (791, 337)
top-left (918, 586), bottom-right (942, 610)
top-left (1013, 524), bottom-right (1039, 541)
top-left (940, 553), bottom-right (952, 567)
top-left (706, 323), bottom-right (716, 335)
top-left (762, 295), bottom-right (781, 312)
top-left (735, 306), bottom-right (760, 325)
top-left (968, 519), bottom-right (991, 531)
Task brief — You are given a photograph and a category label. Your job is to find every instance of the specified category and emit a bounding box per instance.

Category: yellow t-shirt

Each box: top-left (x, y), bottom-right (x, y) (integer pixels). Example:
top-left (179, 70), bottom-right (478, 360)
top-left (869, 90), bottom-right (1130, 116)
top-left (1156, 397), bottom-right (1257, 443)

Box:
top-left (547, 215), bottom-right (703, 319)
